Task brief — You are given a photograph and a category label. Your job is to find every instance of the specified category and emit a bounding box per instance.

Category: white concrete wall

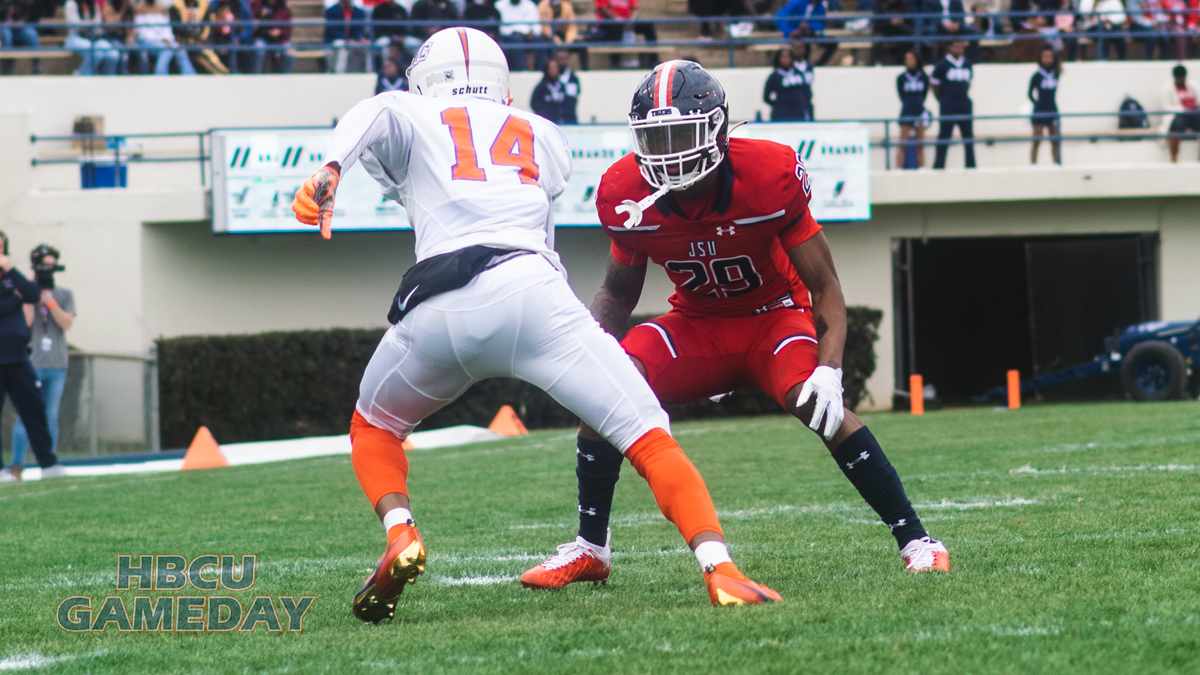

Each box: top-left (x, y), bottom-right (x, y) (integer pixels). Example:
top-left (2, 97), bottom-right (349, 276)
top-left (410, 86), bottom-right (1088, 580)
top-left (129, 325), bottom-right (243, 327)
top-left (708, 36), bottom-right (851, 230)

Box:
top-left (0, 68), bottom-right (1197, 415)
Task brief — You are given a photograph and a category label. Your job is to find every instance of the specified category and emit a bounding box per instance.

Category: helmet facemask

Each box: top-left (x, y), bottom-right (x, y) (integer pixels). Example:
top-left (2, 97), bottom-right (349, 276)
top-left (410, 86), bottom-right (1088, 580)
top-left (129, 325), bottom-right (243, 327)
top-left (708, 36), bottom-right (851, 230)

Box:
top-left (629, 105), bottom-right (727, 191)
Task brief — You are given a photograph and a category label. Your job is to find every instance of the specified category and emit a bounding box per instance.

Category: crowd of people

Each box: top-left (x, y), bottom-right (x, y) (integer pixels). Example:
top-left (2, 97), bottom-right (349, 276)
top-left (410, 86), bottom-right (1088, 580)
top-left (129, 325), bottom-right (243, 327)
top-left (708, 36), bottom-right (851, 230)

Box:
top-left (2, 0), bottom-right (1197, 76)
top-left (761, 38), bottom-right (1199, 166)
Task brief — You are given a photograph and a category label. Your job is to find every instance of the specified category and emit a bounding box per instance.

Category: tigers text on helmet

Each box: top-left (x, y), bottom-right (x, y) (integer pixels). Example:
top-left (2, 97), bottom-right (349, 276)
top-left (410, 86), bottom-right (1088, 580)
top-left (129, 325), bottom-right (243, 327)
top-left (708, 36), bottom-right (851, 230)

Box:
top-left (406, 27), bottom-right (511, 105)
top-left (628, 60), bottom-right (729, 192)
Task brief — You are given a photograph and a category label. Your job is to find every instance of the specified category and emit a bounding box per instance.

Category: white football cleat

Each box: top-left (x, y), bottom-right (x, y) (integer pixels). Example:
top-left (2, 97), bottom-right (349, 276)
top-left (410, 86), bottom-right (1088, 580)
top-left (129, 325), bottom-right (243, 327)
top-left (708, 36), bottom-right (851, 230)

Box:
top-left (0, 468), bottom-right (15, 483)
top-left (901, 536), bottom-right (950, 572)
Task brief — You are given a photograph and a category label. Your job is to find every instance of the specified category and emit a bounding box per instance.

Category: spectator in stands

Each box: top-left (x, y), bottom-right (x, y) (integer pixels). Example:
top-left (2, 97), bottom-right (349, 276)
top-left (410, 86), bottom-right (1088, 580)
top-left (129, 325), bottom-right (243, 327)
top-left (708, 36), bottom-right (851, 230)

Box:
top-left (931, 39), bottom-right (975, 168)
top-left (531, 56), bottom-right (577, 122)
top-left (65, 0), bottom-right (121, 75)
top-left (763, 45), bottom-right (815, 120)
top-left (325, 0), bottom-right (370, 72)
top-left (896, 48), bottom-right (931, 168)
top-left (8, 245), bottom-right (74, 482)
top-left (253, 0), bottom-right (295, 73)
top-left (496, 0), bottom-right (550, 71)
top-left (1053, 0), bottom-right (1081, 59)
top-left (371, 0), bottom-right (414, 65)
top-left (1164, 63), bottom-right (1199, 161)
top-left (206, 0), bottom-right (255, 72)
top-left (410, 0), bottom-right (461, 44)
top-left (872, 0), bottom-right (915, 64)
top-left (0, 233), bottom-right (63, 482)
top-left (135, 0), bottom-right (197, 75)
top-left (0, 0), bottom-right (44, 75)
top-left (1086, 0), bottom-right (1128, 59)
top-left (1162, 0), bottom-right (1194, 58)
top-left (555, 50), bottom-right (580, 117)
top-left (919, 0), bottom-right (981, 61)
top-left (172, 0), bottom-right (229, 73)
top-left (1029, 44), bottom-right (1061, 164)
top-left (776, 0), bottom-right (838, 65)
top-left (100, 0), bottom-right (135, 73)
top-left (1128, 0), bottom-right (1170, 58)
top-left (689, 0), bottom-right (752, 40)
top-left (375, 54), bottom-right (407, 92)
top-left (465, 0), bottom-right (502, 40)
top-left (538, 0), bottom-right (586, 68)
top-left (593, 0), bottom-right (657, 68)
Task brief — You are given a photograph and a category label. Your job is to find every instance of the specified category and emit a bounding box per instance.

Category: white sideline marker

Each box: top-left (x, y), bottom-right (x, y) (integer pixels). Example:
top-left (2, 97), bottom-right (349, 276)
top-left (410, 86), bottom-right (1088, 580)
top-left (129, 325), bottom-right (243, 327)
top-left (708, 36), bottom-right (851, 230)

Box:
top-left (18, 425), bottom-right (505, 480)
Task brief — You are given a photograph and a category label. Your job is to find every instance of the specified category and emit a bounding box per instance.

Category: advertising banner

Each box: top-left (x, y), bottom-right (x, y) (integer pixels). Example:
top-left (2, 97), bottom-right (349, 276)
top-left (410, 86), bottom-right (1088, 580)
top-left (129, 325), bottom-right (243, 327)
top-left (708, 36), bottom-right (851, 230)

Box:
top-left (211, 122), bottom-right (869, 234)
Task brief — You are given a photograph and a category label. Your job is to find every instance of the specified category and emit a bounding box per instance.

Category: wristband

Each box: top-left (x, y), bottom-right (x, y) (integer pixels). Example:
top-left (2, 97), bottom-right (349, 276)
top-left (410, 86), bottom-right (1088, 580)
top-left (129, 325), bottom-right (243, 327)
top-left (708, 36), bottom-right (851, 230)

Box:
top-left (46, 300), bottom-right (57, 310)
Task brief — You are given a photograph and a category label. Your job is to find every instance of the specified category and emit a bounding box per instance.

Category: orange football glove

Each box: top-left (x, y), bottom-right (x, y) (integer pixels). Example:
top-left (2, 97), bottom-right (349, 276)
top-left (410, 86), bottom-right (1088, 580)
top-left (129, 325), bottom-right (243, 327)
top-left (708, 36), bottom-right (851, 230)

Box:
top-left (292, 164), bottom-right (340, 239)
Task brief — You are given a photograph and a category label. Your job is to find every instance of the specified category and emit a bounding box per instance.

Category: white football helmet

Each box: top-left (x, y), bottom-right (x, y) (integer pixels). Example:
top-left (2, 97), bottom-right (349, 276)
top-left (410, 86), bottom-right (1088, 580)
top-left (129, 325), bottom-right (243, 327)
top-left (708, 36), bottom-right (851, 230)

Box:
top-left (406, 27), bottom-right (511, 105)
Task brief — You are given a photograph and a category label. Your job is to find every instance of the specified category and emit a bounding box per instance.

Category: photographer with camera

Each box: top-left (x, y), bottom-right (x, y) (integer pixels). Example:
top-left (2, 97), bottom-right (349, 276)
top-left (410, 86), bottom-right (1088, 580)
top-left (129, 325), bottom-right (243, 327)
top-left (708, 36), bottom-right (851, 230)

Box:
top-left (0, 239), bottom-right (64, 482)
top-left (5, 246), bottom-right (75, 481)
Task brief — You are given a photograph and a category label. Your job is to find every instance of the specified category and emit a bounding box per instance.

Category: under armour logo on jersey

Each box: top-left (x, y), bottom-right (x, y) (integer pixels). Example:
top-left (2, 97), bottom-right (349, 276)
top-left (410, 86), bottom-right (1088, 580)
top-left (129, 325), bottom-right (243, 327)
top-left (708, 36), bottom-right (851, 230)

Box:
top-left (888, 518), bottom-right (907, 532)
top-left (576, 448), bottom-right (595, 462)
top-left (716, 226), bottom-right (735, 236)
top-left (578, 506), bottom-right (597, 516)
top-left (845, 451), bottom-right (870, 470)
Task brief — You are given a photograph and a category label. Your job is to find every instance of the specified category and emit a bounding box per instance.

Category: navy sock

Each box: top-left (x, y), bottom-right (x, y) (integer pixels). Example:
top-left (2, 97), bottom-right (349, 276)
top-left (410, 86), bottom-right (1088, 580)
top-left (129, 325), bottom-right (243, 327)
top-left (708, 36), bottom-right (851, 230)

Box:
top-left (830, 427), bottom-right (927, 548)
top-left (576, 436), bottom-right (624, 547)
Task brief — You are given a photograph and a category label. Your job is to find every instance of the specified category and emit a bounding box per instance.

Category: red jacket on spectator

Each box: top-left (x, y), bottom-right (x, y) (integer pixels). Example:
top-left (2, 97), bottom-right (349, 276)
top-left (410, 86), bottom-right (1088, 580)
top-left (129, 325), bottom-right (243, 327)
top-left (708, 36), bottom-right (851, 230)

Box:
top-left (252, 0), bottom-right (293, 43)
top-left (594, 0), bottom-right (636, 20)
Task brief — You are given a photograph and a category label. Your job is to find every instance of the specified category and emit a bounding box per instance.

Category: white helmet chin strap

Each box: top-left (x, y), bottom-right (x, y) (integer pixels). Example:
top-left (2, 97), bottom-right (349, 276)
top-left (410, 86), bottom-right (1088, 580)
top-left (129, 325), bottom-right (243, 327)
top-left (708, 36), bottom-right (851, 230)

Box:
top-left (615, 184), bottom-right (672, 229)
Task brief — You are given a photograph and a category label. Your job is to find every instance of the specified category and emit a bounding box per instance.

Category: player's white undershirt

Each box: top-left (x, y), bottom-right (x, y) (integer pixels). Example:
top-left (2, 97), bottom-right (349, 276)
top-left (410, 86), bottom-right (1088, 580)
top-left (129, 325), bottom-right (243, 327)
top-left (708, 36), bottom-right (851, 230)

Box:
top-left (326, 91), bottom-right (572, 268)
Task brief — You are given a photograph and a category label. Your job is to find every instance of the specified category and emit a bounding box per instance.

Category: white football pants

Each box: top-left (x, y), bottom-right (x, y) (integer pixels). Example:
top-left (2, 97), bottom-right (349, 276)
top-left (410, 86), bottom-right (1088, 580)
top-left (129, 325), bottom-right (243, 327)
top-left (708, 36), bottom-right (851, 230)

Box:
top-left (356, 253), bottom-right (670, 452)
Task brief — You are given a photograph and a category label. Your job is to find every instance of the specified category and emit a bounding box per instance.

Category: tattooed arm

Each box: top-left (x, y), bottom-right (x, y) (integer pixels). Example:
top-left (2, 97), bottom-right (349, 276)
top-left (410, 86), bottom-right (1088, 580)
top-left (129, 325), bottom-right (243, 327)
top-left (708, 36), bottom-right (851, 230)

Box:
top-left (591, 252), bottom-right (648, 337)
top-left (787, 231), bottom-right (847, 370)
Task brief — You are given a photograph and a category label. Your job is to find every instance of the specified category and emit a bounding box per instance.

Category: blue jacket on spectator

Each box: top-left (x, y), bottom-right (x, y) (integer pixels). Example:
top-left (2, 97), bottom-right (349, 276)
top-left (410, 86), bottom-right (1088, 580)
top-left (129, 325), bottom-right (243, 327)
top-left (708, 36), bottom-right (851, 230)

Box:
top-left (210, 0), bottom-right (254, 42)
top-left (324, 3), bottom-right (367, 42)
top-left (775, 0), bottom-right (827, 35)
top-left (919, 0), bottom-right (967, 26)
top-left (0, 270), bottom-right (42, 365)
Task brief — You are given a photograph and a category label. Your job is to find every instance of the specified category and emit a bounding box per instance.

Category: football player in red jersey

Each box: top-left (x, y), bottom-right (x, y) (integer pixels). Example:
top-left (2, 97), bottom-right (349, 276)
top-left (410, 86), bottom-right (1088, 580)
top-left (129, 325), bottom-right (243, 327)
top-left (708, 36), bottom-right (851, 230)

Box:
top-left (521, 61), bottom-right (949, 591)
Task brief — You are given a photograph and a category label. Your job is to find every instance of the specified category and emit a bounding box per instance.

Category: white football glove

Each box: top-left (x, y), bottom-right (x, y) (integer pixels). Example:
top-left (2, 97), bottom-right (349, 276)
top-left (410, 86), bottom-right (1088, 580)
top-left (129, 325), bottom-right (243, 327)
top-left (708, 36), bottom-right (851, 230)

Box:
top-left (796, 365), bottom-right (845, 441)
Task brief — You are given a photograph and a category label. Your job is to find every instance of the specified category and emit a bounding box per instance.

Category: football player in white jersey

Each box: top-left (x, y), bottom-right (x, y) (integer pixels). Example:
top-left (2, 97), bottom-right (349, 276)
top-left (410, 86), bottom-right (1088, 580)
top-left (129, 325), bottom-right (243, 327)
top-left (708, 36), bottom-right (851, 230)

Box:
top-left (292, 27), bottom-right (781, 622)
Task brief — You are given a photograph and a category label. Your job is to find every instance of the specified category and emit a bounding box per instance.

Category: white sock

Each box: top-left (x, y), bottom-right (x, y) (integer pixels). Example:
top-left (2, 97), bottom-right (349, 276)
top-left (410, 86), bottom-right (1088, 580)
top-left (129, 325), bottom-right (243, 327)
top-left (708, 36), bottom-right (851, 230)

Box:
top-left (382, 507), bottom-right (414, 532)
top-left (693, 540), bottom-right (733, 571)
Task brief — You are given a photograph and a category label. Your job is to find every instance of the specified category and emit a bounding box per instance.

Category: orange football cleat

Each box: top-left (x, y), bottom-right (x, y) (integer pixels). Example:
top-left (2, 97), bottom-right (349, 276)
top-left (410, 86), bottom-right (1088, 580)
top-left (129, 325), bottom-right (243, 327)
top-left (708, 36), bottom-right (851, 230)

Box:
top-left (352, 523), bottom-right (427, 623)
top-left (521, 531), bottom-right (611, 590)
top-left (901, 536), bottom-right (950, 572)
top-left (704, 562), bottom-right (782, 606)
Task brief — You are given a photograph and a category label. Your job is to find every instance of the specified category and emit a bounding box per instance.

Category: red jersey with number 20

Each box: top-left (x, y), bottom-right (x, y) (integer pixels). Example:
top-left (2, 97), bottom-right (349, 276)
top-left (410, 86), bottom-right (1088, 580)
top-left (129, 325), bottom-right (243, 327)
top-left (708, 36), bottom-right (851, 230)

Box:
top-left (597, 137), bottom-right (821, 318)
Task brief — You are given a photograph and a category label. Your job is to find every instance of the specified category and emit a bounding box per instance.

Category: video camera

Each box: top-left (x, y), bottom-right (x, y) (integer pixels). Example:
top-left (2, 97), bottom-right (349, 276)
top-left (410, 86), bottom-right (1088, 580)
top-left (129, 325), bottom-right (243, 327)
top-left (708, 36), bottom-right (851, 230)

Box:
top-left (31, 244), bottom-right (64, 290)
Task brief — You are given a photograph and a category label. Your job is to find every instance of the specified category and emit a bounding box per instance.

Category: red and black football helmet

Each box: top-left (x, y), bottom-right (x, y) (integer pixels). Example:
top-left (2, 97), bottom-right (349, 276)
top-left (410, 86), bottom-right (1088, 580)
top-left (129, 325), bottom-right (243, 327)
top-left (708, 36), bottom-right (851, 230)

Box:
top-left (628, 60), bottom-right (729, 191)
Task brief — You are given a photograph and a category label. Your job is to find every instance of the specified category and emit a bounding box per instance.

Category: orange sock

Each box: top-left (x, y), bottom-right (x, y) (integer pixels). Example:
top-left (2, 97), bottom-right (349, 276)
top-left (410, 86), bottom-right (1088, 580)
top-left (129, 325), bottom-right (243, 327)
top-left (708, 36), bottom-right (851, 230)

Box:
top-left (350, 410), bottom-right (410, 509)
top-left (623, 427), bottom-right (723, 544)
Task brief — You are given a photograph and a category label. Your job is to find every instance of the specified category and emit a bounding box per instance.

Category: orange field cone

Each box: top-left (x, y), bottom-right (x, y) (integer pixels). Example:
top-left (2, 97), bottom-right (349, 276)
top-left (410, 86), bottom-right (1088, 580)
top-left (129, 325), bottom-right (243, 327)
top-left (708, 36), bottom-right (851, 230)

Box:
top-left (181, 426), bottom-right (229, 470)
top-left (488, 405), bottom-right (529, 436)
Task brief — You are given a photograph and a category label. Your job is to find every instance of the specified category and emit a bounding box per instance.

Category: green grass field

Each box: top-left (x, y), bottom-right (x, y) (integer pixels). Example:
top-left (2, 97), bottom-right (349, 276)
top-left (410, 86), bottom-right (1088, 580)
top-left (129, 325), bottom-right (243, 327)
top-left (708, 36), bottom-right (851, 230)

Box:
top-left (3, 401), bottom-right (1200, 674)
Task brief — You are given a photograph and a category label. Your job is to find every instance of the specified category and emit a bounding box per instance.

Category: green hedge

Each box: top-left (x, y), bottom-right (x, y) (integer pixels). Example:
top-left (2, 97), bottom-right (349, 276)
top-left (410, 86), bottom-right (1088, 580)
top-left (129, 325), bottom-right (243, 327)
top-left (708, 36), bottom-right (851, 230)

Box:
top-left (157, 307), bottom-right (882, 448)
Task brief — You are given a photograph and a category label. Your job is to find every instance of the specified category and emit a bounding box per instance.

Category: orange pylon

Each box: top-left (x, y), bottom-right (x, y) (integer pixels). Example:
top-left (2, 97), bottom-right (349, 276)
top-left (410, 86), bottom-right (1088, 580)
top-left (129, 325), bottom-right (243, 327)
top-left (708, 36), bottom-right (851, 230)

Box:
top-left (181, 426), bottom-right (229, 470)
top-left (488, 406), bottom-right (529, 436)
top-left (910, 375), bottom-right (924, 415)
top-left (1007, 370), bottom-right (1021, 409)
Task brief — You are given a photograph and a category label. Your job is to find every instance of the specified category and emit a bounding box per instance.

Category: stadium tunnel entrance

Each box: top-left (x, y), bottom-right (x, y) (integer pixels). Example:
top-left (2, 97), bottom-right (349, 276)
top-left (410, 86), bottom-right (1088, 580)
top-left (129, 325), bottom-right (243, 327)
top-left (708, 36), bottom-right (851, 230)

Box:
top-left (892, 234), bottom-right (1159, 405)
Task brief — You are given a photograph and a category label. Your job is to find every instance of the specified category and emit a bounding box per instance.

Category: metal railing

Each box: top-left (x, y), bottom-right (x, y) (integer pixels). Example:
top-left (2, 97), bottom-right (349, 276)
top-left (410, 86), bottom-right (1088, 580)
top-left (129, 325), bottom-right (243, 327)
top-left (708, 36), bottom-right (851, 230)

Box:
top-left (865, 110), bottom-right (1196, 169)
top-left (28, 110), bottom-right (1195, 182)
top-left (19, 348), bottom-right (164, 458)
top-left (0, 10), bottom-right (1197, 71)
